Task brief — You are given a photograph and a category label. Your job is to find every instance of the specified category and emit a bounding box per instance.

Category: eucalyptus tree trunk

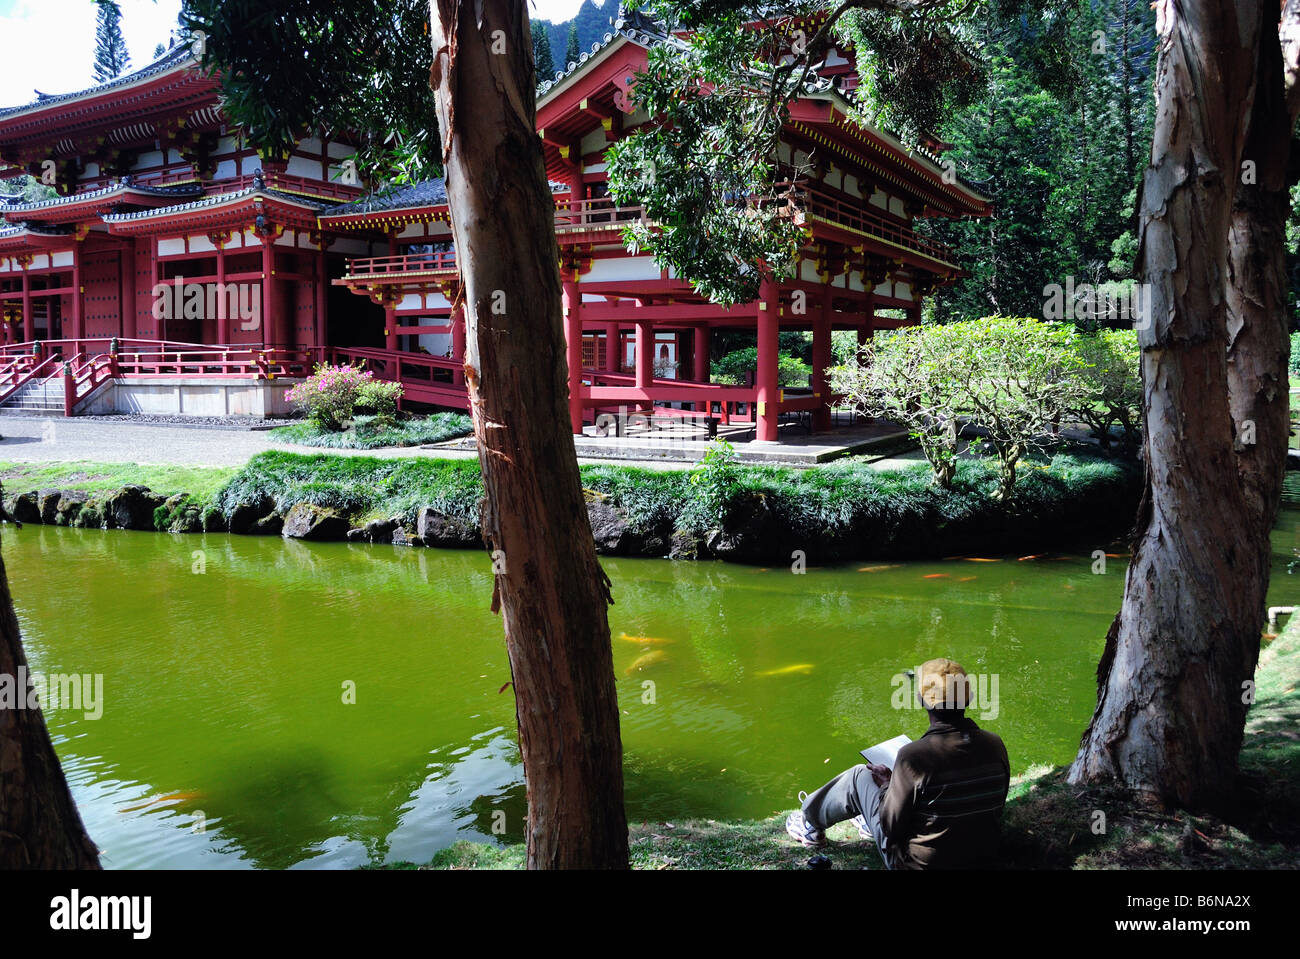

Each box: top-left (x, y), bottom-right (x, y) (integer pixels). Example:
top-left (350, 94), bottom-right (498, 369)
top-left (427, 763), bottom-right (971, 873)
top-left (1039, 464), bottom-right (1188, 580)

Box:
top-left (0, 532), bottom-right (100, 868)
top-left (427, 0), bottom-right (628, 868)
top-left (1069, 0), bottom-right (1269, 808)
top-left (1226, 3), bottom-right (1293, 545)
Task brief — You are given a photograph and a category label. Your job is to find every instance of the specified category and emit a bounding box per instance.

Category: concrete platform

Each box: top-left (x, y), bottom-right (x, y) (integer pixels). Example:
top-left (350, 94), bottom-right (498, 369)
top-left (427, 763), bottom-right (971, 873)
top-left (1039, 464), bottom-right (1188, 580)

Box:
top-left (435, 420), bottom-right (913, 466)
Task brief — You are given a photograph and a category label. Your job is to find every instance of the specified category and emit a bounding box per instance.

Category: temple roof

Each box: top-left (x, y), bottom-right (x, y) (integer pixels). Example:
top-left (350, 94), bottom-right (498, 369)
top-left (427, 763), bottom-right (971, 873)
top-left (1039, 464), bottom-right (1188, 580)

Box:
top-left (319, 177), bottom-right (572, 227)
top-left (101, 183), bottom-right (334, 225)
top-left (0, 180), bottom-right (203, 216)
top-left (0, 43), bottom-right (195, 121)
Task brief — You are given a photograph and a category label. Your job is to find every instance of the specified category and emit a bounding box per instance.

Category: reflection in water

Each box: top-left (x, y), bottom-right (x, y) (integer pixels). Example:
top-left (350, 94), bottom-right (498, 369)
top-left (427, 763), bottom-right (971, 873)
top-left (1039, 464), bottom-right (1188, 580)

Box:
top-left (5, 514), bottom-right (1297, 868)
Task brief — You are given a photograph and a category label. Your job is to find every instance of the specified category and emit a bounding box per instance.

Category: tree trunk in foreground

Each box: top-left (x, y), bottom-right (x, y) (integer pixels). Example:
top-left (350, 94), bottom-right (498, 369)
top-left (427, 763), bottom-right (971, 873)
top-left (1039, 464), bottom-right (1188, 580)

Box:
top-left (0, 530), bottom-right (100, 868)
top-left (1227, 3), bottom-right (1292, 548)
top-left (1069, 0), bottom-right (1269, 809)
top-left (428, 0), bottom-right (628, 868)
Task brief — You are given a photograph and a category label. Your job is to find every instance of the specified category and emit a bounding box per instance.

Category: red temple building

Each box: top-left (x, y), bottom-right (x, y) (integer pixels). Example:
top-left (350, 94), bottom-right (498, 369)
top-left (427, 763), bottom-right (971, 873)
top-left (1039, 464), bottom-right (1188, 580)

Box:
top-left (0, 9), bottom-right (990, 442)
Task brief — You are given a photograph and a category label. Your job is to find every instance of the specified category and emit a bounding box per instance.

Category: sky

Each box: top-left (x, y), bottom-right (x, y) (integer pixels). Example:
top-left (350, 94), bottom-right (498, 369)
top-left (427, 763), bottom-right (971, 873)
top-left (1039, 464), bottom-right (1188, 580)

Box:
top-left (0, 0), bottom-right (601, 109)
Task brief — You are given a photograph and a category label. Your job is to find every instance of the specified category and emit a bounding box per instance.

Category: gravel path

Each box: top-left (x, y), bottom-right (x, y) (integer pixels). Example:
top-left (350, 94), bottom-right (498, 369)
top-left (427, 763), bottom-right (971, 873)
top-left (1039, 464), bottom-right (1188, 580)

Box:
top-left (0, 416), bottom-right (455, 468)
top-left (0, 416), bottom-right (694, 471)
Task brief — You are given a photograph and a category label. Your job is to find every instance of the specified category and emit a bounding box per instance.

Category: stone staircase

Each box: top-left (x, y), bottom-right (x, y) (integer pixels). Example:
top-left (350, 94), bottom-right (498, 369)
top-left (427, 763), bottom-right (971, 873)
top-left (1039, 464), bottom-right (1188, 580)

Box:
top-left (0, 375), bottom-right (63, 415)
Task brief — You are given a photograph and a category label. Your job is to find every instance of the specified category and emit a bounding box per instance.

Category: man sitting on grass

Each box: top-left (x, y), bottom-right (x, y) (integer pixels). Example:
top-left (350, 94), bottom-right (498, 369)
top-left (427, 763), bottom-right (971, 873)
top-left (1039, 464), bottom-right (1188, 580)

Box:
top-left (786, 658), bottom-right (1010, 869)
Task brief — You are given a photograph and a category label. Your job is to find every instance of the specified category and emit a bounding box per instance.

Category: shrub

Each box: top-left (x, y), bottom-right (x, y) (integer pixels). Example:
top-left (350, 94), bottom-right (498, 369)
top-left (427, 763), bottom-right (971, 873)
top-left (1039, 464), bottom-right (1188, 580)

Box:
top-left (1069, 328), bottom-right (1142, 452)
top-left (286, 363), bottom-right (387, 431)
top-left (712, 347), bottom-right (811, 387)
top-left (687, 438), bottom-right (741, 524)
top-left (356, 380), bottom-right (404, 423)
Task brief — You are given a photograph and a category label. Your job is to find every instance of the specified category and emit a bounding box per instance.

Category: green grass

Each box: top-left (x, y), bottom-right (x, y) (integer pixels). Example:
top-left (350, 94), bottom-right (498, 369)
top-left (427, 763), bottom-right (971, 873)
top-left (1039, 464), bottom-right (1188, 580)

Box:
top-left (269, 413), bottom-right (473, 450)
top-left (389, 619), bottom-right (1300, 871)
top-left (0, 460), bottom-right (236, 504)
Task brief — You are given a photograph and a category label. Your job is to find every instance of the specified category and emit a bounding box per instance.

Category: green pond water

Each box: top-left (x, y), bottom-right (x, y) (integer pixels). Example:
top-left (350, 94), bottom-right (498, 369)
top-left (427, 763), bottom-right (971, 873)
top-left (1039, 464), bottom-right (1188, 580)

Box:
top-left (5, 512), bottom-right (1300, 869)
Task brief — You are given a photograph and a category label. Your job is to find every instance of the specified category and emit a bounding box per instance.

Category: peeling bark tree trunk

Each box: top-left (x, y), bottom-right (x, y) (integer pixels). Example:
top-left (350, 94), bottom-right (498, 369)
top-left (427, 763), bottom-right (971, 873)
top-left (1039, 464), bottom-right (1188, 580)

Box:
top-left (1227, 4), bottom-right (1293, 546)
top-left (0, 531), bottom-right (100, 868)
top-left (1068, 0), bottom-right (1269, 809)
top-left (427, 1), bottom-right (628, 868)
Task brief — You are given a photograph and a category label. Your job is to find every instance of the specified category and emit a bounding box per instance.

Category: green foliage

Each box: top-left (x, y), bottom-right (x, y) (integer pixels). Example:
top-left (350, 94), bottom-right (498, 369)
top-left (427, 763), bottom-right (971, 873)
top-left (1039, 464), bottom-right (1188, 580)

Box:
top-left (270, 413), bottom-right (473, 450)
top-left (832, 317), bottom-right (1091, 497)
top-left (532, 21), bottom-right (555, 81)
top-left (1290, 332), bottom-right (1300, 375)
top-left (184, 0), bottom-right (439, 184)
top-left (1068, 328), bottom-right (1142, 450)
top-left (929, 0), bottom-right (1157, 324)
top-left (564, 22), bottom-right (580, 67)
top-left (687, 439), bottom-right (741, 523)
top-left (285, 363), bottom-right (401, 432)
top-left (711, 347), bottom-right (810, 387)
top-left (92, 0), bottom-right (131, 83)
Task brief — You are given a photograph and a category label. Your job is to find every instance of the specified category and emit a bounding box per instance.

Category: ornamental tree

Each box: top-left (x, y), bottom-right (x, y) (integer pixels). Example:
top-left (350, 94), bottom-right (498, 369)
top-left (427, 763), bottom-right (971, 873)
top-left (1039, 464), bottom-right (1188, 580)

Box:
top-left (1068, 328), bottom-right (1141, 452)
top-left (829, 326), bottom-right (965, 487)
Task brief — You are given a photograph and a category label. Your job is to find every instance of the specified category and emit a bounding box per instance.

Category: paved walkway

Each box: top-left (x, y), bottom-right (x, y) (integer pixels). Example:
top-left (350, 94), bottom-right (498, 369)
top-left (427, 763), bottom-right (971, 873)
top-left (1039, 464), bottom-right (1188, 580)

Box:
top-left (0, 415), bottom-right (927, 472)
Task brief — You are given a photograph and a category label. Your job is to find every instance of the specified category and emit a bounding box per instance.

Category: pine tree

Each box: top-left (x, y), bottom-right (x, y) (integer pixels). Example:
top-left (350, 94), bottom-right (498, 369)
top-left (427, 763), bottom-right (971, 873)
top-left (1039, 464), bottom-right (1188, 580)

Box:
top-left (565, 22), bottom-right (580, 68)
top-left (532, 21), bottom-right (555, 80)
top-left (93, 1), bottom-right (131, 82)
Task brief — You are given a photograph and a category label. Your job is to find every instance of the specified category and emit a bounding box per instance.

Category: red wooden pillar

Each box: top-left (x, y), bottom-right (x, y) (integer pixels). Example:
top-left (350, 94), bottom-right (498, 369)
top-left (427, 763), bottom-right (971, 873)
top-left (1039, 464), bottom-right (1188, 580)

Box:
top-left (71, 241), bottom-right (83, 343)
top-left (692, 325), bottom-right (710, 383)
top-left (563, 272), bottom-right (584, 434)
top-left (756, 277), bottom-right (780, 442)
top-left (261, 238), bottom-right (275, 347)
top-left (634, 318), bottom-right (653, 387)
top-left (604, 321), bottom-right (620, 371)
top-left (812, 290), bottom-right (833, 432)
top-left (216, 243), bottom-right (230, 344)
top-left (451, 302), bottom-right (466, 386)
top-left (21, 269), bottom-right (33, 341)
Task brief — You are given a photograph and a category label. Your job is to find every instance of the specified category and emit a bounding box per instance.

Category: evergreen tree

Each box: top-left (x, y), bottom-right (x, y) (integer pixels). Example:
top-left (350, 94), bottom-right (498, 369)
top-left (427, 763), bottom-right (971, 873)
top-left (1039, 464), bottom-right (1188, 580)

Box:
top-left (92, 1), bottom-right (131, 83)
top-left (532, 21), bottom-right (555, 80)
top-left (565, 22), bottom-right (580, 67)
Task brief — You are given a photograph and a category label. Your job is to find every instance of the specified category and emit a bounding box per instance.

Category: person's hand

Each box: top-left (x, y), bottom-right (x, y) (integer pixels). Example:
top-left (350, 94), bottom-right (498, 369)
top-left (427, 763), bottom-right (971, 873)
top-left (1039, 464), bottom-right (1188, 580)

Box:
top-left (868, 763), bottom-right (892, 788)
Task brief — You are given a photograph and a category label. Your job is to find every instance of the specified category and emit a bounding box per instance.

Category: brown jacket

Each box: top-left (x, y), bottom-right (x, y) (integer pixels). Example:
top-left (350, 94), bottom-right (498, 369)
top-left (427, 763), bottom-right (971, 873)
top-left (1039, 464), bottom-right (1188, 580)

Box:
top-left (879, 714), bottom-right (1010, 869)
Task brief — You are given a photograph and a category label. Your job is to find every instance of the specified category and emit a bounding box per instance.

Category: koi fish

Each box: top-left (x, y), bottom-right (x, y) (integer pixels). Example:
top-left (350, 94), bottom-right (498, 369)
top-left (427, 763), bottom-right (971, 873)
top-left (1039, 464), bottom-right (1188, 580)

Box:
top-left (858, 564), bottom-right (902, 572)
top-left (962, 558), bottom-right (1003, 563)
top-left (923, 573), bottom-right (950, 579)
top-left (1104, 553), bottom-right (1129, 559)
top-left (617, 632), bottom-right (675, 647)
top-left (757, 663), bottom-right (815, 677)
top-left (1017, 554), bottom-right (1047, 562)
top-left (120, 791), bottom-right (202, 813)
top-left (957, 576), bottom-right (977, 582)
top-left (625, 650), bottom-right (668, 674)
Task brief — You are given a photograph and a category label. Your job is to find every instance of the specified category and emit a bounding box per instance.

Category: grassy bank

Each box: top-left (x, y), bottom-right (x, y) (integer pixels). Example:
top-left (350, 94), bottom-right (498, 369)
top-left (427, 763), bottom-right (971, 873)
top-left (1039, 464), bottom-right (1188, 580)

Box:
top-left (269, 412), bottom-right (473, 450)
top-left (0, 460), bottom-right (236, 501)
top-left (395, 617), bottom-right (1300, 871)
top-left (207, 447), bottom-right (1140, 558)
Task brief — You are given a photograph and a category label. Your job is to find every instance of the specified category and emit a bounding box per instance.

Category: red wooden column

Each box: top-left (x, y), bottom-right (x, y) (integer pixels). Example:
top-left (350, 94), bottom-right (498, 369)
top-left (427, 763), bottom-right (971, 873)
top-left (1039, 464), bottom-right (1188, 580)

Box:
top-left (71, 240), bottom-right (83, 341)
top-left (261, 238), bottom-right (275, 347)
top-left (216, 241), bottom-right (230, 344)
top-left (384, 234), bottom-right (398, 362)
top-left (563, 271), bottom-right (584, 434)
top-left (21, 268), bottom-right (33, 341)
top-left (812, 290), bottom-right (833, 432)
top-left (604, 321), bottom-right (620, 371)
top-left (150, 237), bottom-right (160, 339)
top-left (756, 277), bottom-right (780, 442)
top-left (634, 318), bottom-right (653, 386)
top-left (692, 325), bottom-right (709, 382)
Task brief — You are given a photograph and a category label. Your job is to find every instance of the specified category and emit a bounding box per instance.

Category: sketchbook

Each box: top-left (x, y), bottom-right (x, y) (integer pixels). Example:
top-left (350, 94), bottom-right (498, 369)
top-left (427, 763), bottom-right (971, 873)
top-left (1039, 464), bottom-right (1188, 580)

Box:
top-left (860, 734), bottom-right (912, 769)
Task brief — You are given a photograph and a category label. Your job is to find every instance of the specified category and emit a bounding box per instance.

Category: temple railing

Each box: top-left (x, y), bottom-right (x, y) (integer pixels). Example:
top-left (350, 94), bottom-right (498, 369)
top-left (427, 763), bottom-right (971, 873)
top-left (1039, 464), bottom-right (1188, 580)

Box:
top-left (776, 183), bottom-right (959, 265)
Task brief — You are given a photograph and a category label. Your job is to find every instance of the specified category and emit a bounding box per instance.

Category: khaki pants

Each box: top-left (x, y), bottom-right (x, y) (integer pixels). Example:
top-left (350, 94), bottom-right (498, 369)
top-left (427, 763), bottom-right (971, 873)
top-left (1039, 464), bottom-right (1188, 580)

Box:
top-left (800, 763), bottom-right (897, 869)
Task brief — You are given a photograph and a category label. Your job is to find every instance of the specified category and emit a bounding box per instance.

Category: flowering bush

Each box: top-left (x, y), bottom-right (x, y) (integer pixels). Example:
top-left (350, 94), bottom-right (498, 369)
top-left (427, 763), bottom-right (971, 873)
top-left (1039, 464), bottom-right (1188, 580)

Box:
top-left (287, 363), bottom-right (402, 431)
